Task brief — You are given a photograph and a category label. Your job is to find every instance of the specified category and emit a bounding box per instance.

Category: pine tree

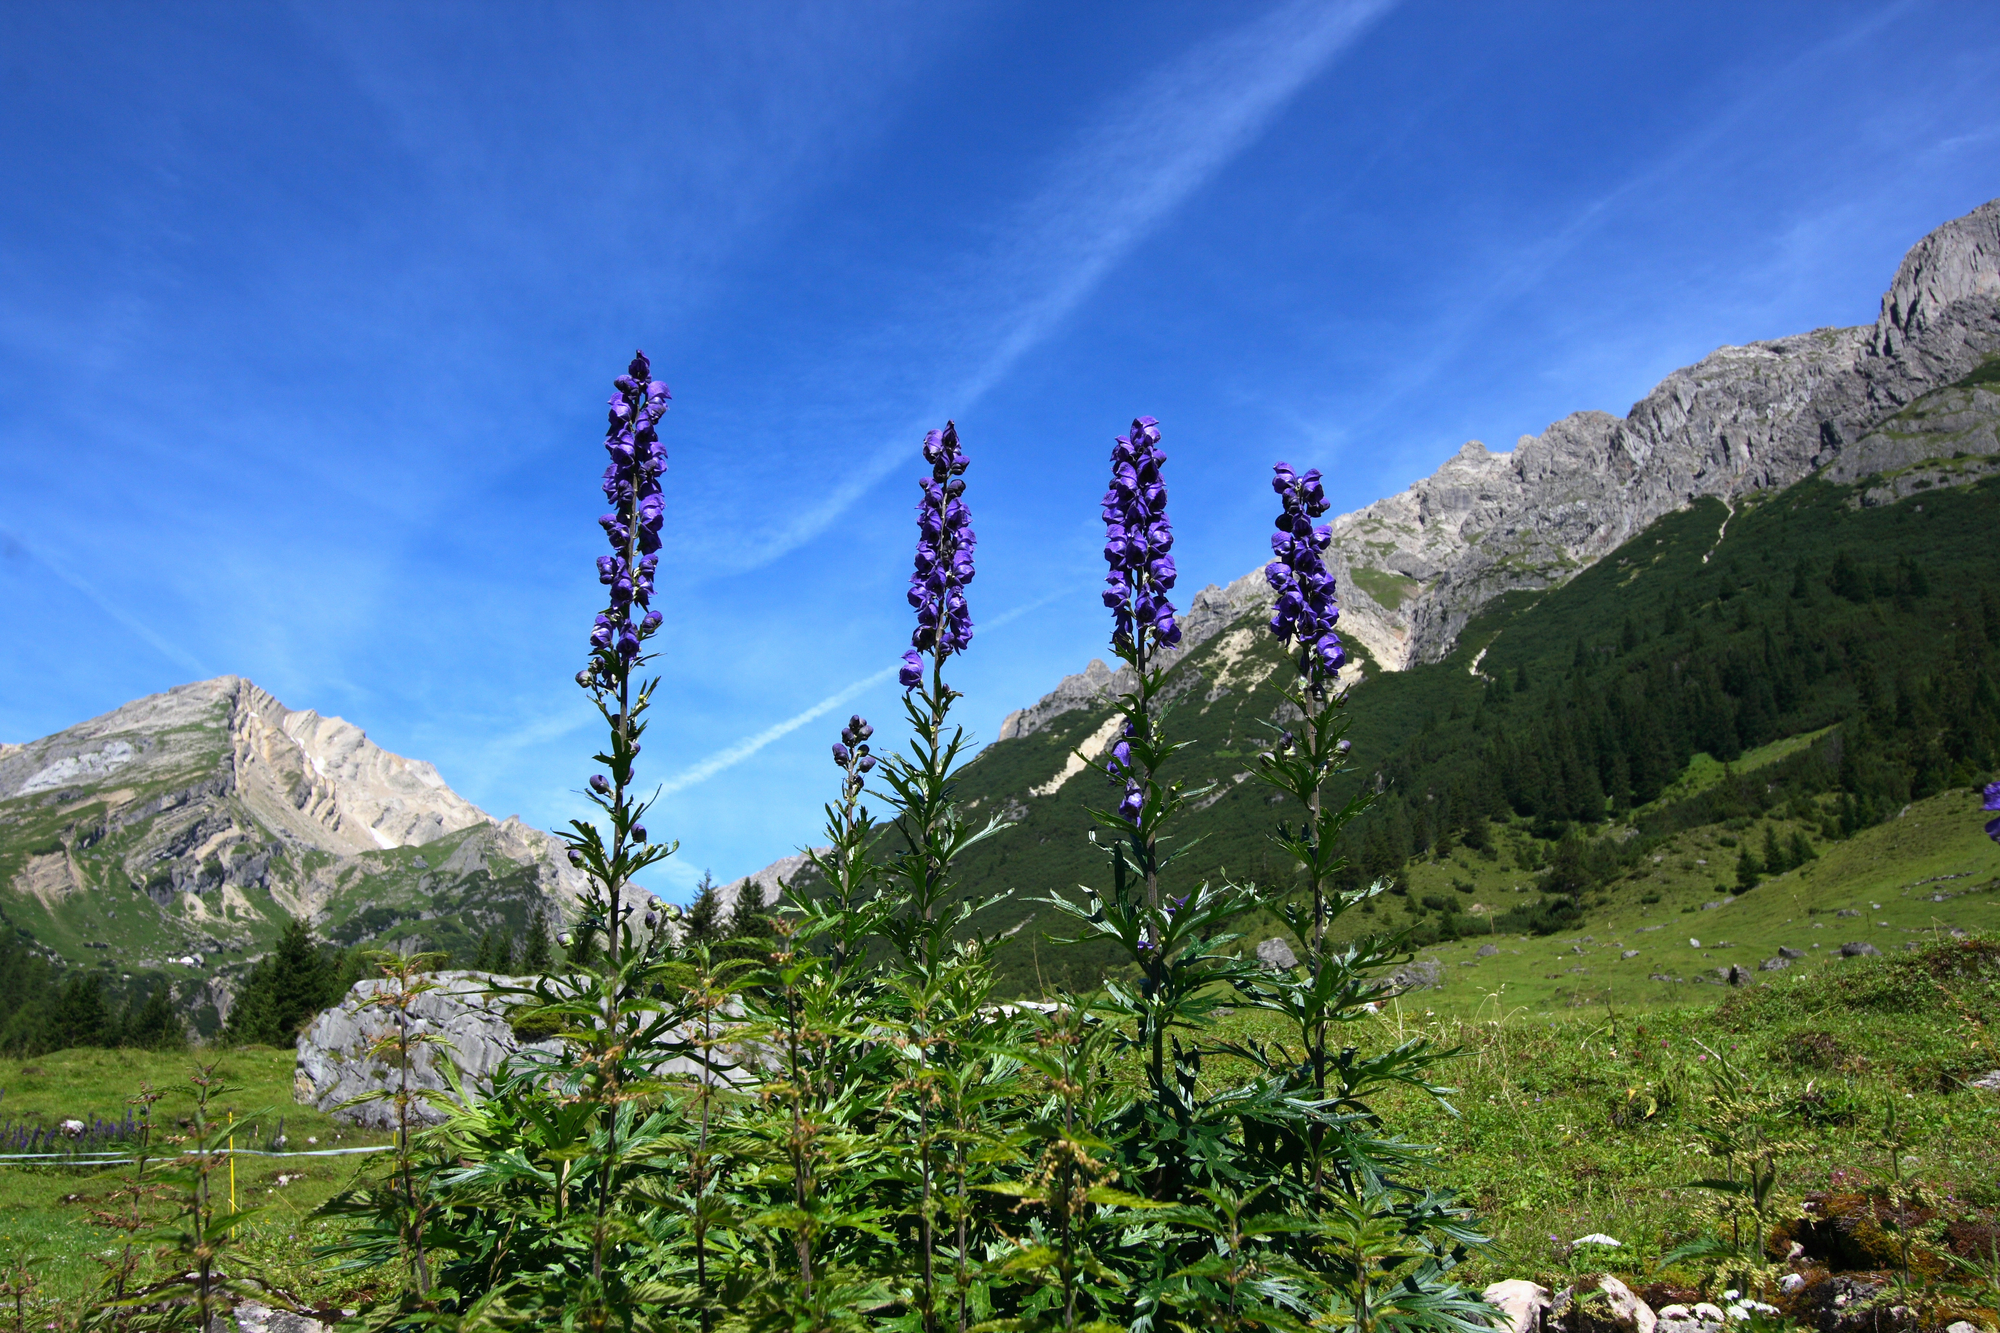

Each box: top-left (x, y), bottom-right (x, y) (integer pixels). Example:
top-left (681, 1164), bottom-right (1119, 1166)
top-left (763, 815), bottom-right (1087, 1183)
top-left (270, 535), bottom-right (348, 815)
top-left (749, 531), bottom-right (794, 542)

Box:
top-left (1735, 844), bottom-right (1763, 891)
top-left (522, 908), bottom-right (554, 972)
top-left (49, 973), bottom-right (114, 1049)
top-left (729, 875), bottom-right (776, 939)
top-left (226, 916), bottom-right (340, 1046)
top-left (125, 982), bottom-right (184, 1049)
top-left (1762, 823), bottom-right (1787, 875)
top-left (684, 870), bottom-right (725, 944)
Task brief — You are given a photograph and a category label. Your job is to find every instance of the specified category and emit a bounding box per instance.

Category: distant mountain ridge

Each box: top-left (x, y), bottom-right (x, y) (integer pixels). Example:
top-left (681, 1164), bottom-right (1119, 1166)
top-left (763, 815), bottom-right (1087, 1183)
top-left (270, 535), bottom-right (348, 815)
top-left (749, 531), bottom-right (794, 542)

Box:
top-left (721, 199), bottom-right (2000, 969)
top-left (0, 676), bottom-right (582, 1029)
top-left (998, 197), bottom-right (2000, 738)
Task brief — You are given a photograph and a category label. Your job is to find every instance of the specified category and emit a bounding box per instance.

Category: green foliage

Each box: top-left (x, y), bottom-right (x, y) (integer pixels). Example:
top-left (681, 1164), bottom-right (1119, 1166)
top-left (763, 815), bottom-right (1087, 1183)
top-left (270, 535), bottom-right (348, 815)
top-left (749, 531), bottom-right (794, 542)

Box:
top-left (223, 917), bottom-right (352, 1047)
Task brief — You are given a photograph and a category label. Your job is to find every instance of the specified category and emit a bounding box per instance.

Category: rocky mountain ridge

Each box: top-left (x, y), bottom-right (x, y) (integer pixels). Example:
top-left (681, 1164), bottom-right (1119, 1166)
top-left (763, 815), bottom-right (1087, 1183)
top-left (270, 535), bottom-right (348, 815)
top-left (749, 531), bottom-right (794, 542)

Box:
top-left (1, 677), bottom-right (583, 1020)
top-left (997, 198), bottom-right (2000, 746)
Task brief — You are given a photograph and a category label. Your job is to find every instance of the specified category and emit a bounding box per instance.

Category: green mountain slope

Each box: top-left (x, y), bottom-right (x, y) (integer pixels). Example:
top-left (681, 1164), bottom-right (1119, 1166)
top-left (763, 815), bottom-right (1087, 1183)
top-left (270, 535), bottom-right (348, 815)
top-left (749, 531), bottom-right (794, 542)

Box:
top-left (880, 419), bottom-right (2000, 997)
top-left (0, 677), bottom-right (574, 1033)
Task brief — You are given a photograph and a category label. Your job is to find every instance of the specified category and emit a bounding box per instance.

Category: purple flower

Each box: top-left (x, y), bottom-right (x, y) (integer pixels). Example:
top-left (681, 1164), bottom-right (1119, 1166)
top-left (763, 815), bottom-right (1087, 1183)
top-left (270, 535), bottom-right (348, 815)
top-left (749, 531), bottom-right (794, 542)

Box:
top-left (1117, 780), bottom-right (1143, 825)
top-left (585, 351), bottom-right (671, 669)
top-left (1100, 417), bottom-right (1179, 657)
top-left (1264, 461), bottom-right (1345, 681)
top-left (1985, 780), bottom-right (2000, 842)
top-left (903, 423), bottom-right (975, 683)
top-left (832, 742), bottom-right (852, 766)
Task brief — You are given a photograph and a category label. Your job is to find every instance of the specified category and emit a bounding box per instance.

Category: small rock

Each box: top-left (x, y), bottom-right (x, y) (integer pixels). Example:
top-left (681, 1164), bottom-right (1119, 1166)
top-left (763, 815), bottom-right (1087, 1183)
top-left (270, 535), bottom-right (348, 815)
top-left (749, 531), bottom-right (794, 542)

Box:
top-left (1255, 937), bottom-right (1299, 970)
top-left (1689, 938), bottom-right (1701, 948)
top-left (1759, 956), bottom-right (1790, 972)
top-left (1839, 941), bottom-right (1881, 957)
top-left (1691, 1304), bottom-right (1725, 1328)
top-left (1945, 1322), bottom-right (1980, 1333)
top-left (1595, 1274), bottom-right (1656, 1333)
top-left (1483, 1280), bottom-right (1552, 1333)
top-left (1836, 908), bottom-right (1861, 918)
top-left (1572, 1233), bottom-right (1621, 1248)
top-left (1621, 950), bottom-right (1639, 959)
top-left (1968, 1069), bottom-right (2000, 1092)
top-left (1724, 964), bottom-right (1753, 985)
top-left (1778, 946), bottom-right (1805, 959)
top-left (1478, 943), bottom-right (1500, 957)
top-left (1390, 958), bottom-right (1445, 990)
top-left (1779, 1274), bottom-right (1805, 1294)
top-left (1655, 1305), bottom-right (1721, 1333)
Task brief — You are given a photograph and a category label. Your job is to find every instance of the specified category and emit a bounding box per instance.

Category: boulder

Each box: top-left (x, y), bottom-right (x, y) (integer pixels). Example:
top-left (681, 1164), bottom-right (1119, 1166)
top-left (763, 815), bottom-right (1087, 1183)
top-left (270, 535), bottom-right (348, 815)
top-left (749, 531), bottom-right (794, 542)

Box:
top-left (1839, 941), bottom-right (1881, 958)
top-left (1391, 958), bottom-right (1445, 990)
top-left (1655, 1305), bottom-right (1722, 1333)
top-left (1477, 943), bottom-right (1500, 958)
top-left (1594, 1275), bottom-right (1656, 1333)
top-left (1482, 1280), bottom-right (1552, 1333)
top-left (1760, 956), bottom-right (1791, 972)
top-left (1723, 964), bottom-right (1753, 985)
top-left (1621, 950), bottom-right (1639, 960)
top-left (1256, 937), bottom-right (1299, 970)
top-left (295, 971), bottom-right (565, 1128)
top-left (1779, 946), bottom-right (1805, 959)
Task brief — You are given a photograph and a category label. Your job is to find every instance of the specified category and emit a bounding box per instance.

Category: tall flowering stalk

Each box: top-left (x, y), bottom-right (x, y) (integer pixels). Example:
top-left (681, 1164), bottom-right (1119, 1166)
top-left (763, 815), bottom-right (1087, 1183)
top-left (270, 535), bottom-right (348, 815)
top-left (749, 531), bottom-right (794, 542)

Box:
top-left (1048, 417), bottom-right (1257, 1139)
top-left (551, 350), bottom-right (687, 1300)
top-left (874, 422), bottom-right (1012, 1332)
top-left (1246, 461), bottom-right (1412, 1199)
top-left (1983, 780), bottom-right (2000, 841)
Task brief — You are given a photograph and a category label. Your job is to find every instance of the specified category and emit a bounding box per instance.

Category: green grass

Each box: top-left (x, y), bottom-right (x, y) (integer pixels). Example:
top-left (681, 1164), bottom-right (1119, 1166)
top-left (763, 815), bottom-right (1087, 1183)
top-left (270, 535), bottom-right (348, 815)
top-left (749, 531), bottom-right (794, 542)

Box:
top-left (0, 1046), bottom-right (393, 1321)
top-left (3, 935), bottom-right (1998, 1324)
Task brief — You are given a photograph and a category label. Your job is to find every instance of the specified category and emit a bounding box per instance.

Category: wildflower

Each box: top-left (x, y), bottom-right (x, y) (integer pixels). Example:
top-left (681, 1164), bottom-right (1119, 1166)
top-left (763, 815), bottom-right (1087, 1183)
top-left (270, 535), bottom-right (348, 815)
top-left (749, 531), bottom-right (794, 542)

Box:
top-left (1099, 416), bottom-right (1179, 656)
top-left (583, 351), bottom-right (670, 672)
top-left (1264, 462), bottom-right (1346, 680)
top-left (904, 422), bottom-right (975, 680)
top-left (1984, 780), bottom-right (2000, 841)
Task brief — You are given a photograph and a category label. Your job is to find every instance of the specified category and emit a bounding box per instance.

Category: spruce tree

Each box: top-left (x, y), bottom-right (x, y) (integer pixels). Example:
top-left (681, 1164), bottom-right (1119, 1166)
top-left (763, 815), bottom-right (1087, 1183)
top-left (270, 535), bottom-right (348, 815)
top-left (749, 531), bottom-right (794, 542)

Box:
top-left (684, 870), bottom-right (725, 943)
top-left (522, 908), bottom-right (554, 972)
top-left (226, 916), bottom-right (338, 1046)
top-left (728, 875), bottom-right (776, 939)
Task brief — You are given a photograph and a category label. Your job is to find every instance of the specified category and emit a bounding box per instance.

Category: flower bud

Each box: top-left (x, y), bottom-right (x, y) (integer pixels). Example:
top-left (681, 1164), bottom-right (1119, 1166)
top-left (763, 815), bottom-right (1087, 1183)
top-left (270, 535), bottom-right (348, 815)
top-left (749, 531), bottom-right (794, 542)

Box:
top-left (589, 774), bottom-right (610, 795)
top-left (632, 825), bottom-right (647, 843)
top-left (857, 754), bottom-right (876, 772)
top-left (567, 849), bottom-right (584, 867)
top-left (832, 742), bottom-right (851, 766)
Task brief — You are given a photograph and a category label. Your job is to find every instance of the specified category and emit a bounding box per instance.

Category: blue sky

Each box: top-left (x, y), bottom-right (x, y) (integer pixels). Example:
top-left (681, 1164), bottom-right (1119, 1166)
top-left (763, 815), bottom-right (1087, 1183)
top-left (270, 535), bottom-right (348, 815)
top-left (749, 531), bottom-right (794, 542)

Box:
top-left (3, 1), bottom-right (1997, 901)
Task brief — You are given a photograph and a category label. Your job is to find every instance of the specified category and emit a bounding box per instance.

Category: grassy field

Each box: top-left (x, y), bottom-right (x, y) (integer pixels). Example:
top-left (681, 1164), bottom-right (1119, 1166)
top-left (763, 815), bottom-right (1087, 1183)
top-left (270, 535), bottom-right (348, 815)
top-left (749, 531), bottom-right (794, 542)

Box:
top-left (1, 937), bottom-right (1996, 1328)
top-left (1322, 784), bottom-right (2000, 1017)
top-left (0, 1045), bottom-right (394, 1321)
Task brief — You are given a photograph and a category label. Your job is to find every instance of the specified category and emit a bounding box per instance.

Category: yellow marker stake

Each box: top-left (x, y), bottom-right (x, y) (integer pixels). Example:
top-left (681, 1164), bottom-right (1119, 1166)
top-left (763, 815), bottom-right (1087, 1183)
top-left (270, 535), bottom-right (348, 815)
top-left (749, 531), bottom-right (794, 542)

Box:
top-left (228, 1111), bottom-right (237, 1238)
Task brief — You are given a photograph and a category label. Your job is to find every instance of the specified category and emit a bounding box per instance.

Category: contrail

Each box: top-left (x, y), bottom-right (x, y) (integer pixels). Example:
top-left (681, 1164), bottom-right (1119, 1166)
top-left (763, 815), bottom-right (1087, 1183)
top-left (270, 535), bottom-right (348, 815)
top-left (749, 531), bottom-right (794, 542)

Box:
top-left (655, 583), bottom-right (1078, 797)
top-left (654, 666), bottom-right (898, 798)
top-left (1, 527), bottom-right (209, 677)
top-left (747, 0), bottom-right (1398, 567)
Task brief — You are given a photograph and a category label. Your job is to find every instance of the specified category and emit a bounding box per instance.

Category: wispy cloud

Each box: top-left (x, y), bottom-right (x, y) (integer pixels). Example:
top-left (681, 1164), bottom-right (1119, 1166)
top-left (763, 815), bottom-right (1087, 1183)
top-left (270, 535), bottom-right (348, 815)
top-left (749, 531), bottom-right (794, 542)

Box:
top-left (1, 527), bottom-right (209, 678)
top-left (654, 583), bottom-right (1077, 799)
top-left (655, 665), bottom-right (898, 798)
top-left (756, 0), bottom-right (1396, 564)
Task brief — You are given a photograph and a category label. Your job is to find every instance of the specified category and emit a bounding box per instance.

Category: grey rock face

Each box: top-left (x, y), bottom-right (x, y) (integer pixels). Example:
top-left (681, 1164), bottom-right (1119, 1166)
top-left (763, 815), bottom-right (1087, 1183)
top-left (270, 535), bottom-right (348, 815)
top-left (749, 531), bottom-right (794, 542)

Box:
top-left (296, 971), bottom-right (726, 1129)
top-left (1, 678), bottom-right (585, 998)
top-left (991, 200), bottom-right (2000, 741)
top-left (1390, 958), bottom-right (1445, 991)
top-left (295, 971), bottom-right (563, 1128)
top-left (1255, 937), bottom-right (1299, 970)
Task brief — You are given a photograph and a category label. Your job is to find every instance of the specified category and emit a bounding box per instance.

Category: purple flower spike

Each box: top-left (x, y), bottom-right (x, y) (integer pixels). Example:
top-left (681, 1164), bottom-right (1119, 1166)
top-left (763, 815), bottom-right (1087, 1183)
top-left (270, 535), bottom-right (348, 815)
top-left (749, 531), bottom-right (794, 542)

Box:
top-left (1985, 780), bottom-right (2000, 842)
top-left (1100, 416), bottom-right (1179, 658)
top-left (1264, 461), bottom-right (1345, 682)
top-left (902, 423), bottom-right (975, 685)
top-left (584, 350), bottom-right (671, 668)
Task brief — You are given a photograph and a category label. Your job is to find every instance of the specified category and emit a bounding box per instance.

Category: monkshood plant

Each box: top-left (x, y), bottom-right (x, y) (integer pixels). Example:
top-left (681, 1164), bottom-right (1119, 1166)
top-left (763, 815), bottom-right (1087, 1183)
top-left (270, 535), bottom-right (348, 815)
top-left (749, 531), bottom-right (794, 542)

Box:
top-left (294, 363), bottom-right (1496, 1333)
top-left (1234, 463), bottom-right (1450, 1200)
